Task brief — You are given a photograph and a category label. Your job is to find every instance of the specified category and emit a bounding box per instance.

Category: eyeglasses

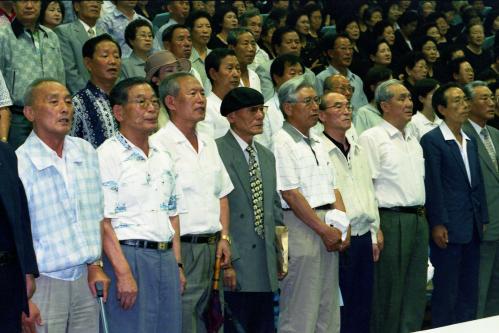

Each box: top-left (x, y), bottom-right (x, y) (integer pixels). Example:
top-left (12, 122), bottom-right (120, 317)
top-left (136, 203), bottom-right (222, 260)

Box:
top-left (127, 98), bottom-right (161, 109)
top-left (293, 96), bottom-right (321, 107)
top-left (248, 105), bottom-right (269, 113)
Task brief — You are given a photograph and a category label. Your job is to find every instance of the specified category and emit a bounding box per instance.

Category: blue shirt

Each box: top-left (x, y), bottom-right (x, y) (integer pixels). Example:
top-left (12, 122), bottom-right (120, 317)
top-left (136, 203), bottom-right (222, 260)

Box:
top-left (71, 81), bottom-right (118, 148)
top-left (16, 132), bottom-right (103, 280)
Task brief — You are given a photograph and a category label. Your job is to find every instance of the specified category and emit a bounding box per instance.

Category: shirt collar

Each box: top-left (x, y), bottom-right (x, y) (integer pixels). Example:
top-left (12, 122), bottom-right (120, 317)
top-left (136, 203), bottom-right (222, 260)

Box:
top-left (329, 65), bottom-right (353, 80)
top-left (23, 132), bottom-right (83, 170)
top-left (380, 119), bottom-right (416, 140)
top-left (115, 131), bottom-right (158, 160)
top-left (165, 121), bottom-right (208, 147)
top-left (11, 18), bottom-right (48, 39)
top-left (78, 19), bottom-right (95, 32)
top-left (415, 111), bottom-right (442, 125)
top-left (86, 81), bottom-right (109, 97)
top-left (439, 122), bottom-right (471, 142)
top-left (230, 129), bottom-right (254, 152)
top-left (282, 121), bottom-right (319, 144)
top-left (468, 119), bottom-right (485, 136)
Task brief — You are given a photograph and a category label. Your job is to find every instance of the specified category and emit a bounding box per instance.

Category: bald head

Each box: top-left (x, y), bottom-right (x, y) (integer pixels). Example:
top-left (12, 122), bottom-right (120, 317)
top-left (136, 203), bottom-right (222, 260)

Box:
top-left (323, 74), bottom-right (353, 101)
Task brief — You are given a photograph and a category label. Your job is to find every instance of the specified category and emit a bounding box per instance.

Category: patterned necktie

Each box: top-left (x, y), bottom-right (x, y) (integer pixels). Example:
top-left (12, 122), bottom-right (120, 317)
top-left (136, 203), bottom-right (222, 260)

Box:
top-left (481, 127), bottom-right (498, 173)
top-left (246, 145), bottom-right (264, 239)
top-left (88, 28), bottom-right (96, 38)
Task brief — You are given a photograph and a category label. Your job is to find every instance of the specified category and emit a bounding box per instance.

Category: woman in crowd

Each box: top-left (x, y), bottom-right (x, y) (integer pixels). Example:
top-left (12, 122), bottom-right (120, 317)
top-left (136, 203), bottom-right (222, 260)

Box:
top-left (411, 78), bottom-right (441, 139)
top-left (403, 51), bottom-right (429, 104)
top-left (39, 0), bottom-right (64, 30)
top-left (186, 10), bottom-right (213, 88)
top-left (208, 6), bottom-right (238, 49)
top-left (417, 36), bottom-right (440, 79)
top-left (259, 18), bottom-right (278, 60)
top-left (121, 19), bottom-right (154, 79)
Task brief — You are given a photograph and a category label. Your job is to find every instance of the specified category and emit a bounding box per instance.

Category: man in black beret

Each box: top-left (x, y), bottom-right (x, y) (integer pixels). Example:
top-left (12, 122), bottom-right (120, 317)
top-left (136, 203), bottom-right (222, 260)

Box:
top-left (216, 87), bottom-right (283, 333)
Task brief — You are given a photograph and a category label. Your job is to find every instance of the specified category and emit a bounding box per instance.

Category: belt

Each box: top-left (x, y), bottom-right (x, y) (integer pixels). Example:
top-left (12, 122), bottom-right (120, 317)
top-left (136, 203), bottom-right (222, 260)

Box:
top-left (379, 206), bottom-right (426, 216)
top-left (0, 251), bottom-right (17, 266)
top-left (180, 233), bottom-right (218, 244)
top-left (10, 105), bottom-right (24, 115)
top-left (119, 239), bottom-right (172, 251)
top-left (283, 203), bottom-right (332, 212)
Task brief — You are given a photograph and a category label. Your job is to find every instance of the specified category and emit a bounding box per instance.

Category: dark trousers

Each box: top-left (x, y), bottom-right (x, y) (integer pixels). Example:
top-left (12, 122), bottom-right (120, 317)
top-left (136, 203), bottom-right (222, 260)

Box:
top-left (224, 291), bottom-right (275, 333)
top-left (430, 231), bottom-right (480, 328)
top-left (339, 232), bottom-right (374, 333)
top-left (0, 260), bottom-right (24, 333)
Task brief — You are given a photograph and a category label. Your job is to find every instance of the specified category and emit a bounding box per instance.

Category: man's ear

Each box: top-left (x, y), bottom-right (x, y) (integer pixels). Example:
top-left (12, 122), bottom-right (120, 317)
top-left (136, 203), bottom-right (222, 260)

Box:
top-left (208, 67), bottom-right (218, 83)
top-left (83, 57), bottom-right (92, 72)
top-left (24, 106), bottom-right (35, 122)
top-left (164, 95), bottom-right (176, 111)
top-left (113, 105), bottom-right (124, 123)
top-left (282, 102), bottom-right (293, 118)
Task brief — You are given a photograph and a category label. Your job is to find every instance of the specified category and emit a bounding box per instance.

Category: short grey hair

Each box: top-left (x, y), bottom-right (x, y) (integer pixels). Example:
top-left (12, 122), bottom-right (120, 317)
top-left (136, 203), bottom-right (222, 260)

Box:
top-left (463, 80), bottom-right (489, 99)
top-left (375, 78), bottom-right (403, 113)
top-left (158, 72), bottom-right (195, 104)
top-left (239, 9), bottom-right (261, 27)
top-left (278, 75), bottom-right (315, 109)
top-left (227, 27), bottom-right (254, 46)
top-left (24, 78), bottom-right (64, 106)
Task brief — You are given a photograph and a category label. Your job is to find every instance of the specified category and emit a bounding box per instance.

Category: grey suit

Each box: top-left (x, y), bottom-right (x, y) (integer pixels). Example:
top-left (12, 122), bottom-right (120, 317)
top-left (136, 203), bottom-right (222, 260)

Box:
top-left (55, 20), bottom-right (104, 94)
top-left (463, 121), bottom-right (499, 318)
top-left (216, 131), bottom-right (282, 332)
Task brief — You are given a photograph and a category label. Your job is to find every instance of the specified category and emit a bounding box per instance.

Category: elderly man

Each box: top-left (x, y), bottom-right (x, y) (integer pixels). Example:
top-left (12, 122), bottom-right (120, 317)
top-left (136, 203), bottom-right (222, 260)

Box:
top-left (274, 75), bottom-right (347, 333)
top-left (200, 48), bottom-right (241, 139)
top-left (316, 33), bottom-right (368, 111)
top-left (359, 79), bottom-right (428, 333)
top-left (216, 87), bottom-right (282, 332)
top-left (257, 53), bottom-right (304, 149)
top-left (463, 81), bottom-right (499, 318)
top-left (240, 9), bottom-right (269, 71)
top-left (150, 72), bottom-right (233, 333)
top-left (144, 50), bottom-right (191, 128)
top-left (98, 78), bottom-right (184, 333)
top-left (323, 74), bottom-right (354, 101)
top-left (71, 34), bottom-right (121, 148)
top-left (422, 83), bottom-right (488, 327)
top-left (228, 28), bottom-right (261, 91)
top-left (16, 79), bottom-right (108, 333)
top-left (0, 0), bottom-right (65, 149)
top-left (153, 0), bottom-right (190, 51)
top-left (55, 0), bottom-right (105, 94)
top-left (0, 141), bottom-right (38, 333)
top-left (318, 92), bottom-right (382, 333)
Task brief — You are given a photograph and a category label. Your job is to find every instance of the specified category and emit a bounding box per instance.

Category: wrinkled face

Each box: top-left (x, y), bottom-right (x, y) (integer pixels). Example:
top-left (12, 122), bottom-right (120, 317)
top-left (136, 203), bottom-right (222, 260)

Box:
top-left (435, 17), bottom-right (449, 36)
top-left (327, 76), bottom-right (353, 101)
top-left (165, 27), bottom-right (192, 59)
top-left (167, 76), bottom-right (206, 123)
top-left (295, 15), bottom-right (310, 35)
top-left (227, 104), bottom-right (266, 138)
top-left (167, 1), bottom-right (190, 20)
top-left (276, 31), bottom-right (301, 56)
top-left (130, 25), bottom-right (153, 53)
top-left (245, 15), bottom-right (262, 40)
top-left (345, 21), bottom-right (360, 40)
top-left (115, 84), bottom-right (160, 134)
top-left (470, 86), bottom-right (495, 121)
top-left (43, 1), bottom-right (62, 27)
top-left (191, 17), bottom-right (212, 46)
top-left (24, 81), bottom-right (73, 139)
top-left (319, 93), bottom-right (352, 131)
top-left (407, 59), bottom-right (428, 82)
top-left (14, 0), bottom-right (41, 24)
top-left (381, 84), bottom-right (413, 125)
top-left (440, 87), bottom-right (470, 125)
top-left (455, 61), bottom-right (474, 84)
top-left (273, 62), bottom-right (303, 88)
top-left (468, 24), bottom-right (485, 47)
top-left (309, 10), bottom-right (322, 32)
top-left (426, 26), bottom-right (441, 40)
top-left (85, 40), bottom-right (121, 83)
top-left (285, 87), bottom-right (320, 130)
top-left (211, 55), bottom-right (241, 90)
top-left (383, 26), bottom-right (396, 45)
top-left (422, 40), bottom-right (439, 63)
top-left (233, 32), bottom-right (256, 66)
top-left (222, 11), bottom-right (238, 31)
top-left (330, 37), bottom-right (353, 68)
top-left (75, 0), bottom-right (101, 22)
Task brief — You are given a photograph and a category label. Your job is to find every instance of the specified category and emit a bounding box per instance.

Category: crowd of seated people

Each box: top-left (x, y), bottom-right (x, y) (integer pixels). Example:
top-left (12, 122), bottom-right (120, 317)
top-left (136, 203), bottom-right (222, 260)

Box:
top-left (1, 1), bottom-right (499, 333)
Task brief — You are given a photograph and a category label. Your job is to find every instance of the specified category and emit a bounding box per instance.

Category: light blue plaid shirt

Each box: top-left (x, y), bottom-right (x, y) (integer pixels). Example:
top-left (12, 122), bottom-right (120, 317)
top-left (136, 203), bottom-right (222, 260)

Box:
top-left (16, 132), bottom-right (103, 280)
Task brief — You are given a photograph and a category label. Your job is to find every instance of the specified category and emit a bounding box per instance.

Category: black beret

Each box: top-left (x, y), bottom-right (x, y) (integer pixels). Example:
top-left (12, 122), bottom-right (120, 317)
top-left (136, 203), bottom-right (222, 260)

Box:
top-left (220, 87), bottom-right (264, 117)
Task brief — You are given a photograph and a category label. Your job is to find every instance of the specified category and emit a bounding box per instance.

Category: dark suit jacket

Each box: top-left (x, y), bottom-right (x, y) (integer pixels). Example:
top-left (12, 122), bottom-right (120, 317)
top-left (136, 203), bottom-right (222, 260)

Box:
top-left (0, 142), bottom-right (38, 312)
top-left (54, 20), bottom-right (104, 94)
top-left (421, 126), bottom-right (488, 244)
top-left (463, 121), bottom-right (499, 241)
top-left (216, 132), bottom-right (282, 292)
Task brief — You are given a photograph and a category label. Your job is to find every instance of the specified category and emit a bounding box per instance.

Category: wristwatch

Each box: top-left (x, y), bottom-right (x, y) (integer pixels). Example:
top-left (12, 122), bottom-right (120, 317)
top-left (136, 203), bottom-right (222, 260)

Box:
top-left (221, 234), bottom-right (231, 245)
top-left (90, 259), bottom-right (104, 268)
top-left (0, 137), bottom-right (7, 142)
